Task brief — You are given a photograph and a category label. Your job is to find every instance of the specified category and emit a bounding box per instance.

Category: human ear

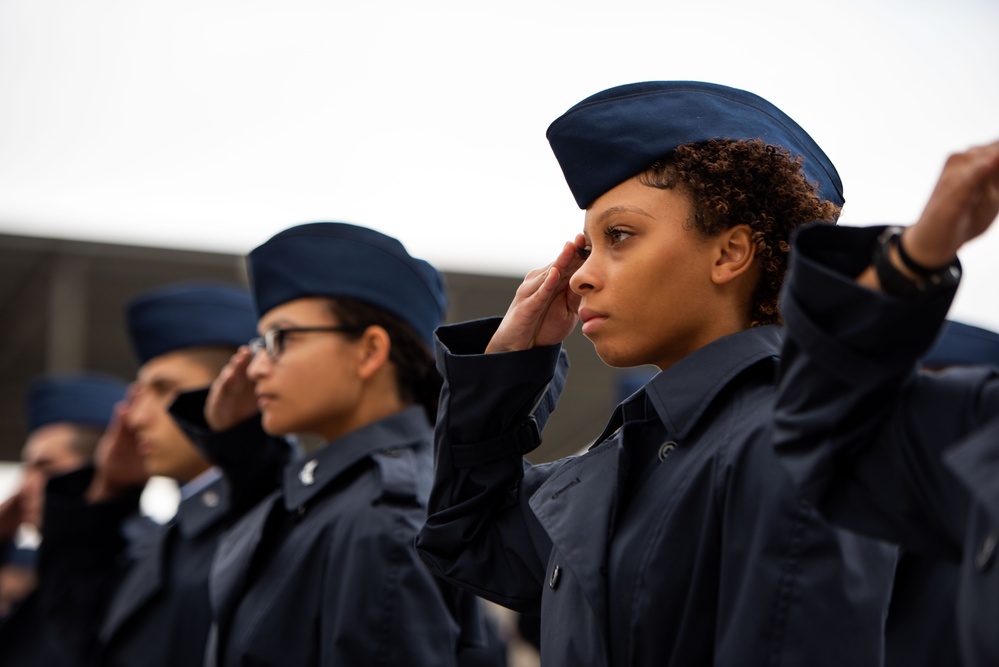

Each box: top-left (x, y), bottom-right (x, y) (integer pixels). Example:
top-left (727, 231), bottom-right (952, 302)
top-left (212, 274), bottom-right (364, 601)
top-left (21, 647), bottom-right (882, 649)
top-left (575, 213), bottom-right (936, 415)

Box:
top-left (711, 225), bottom-right (757, 285)
top-left (355, 326), bottom-right (392, 380)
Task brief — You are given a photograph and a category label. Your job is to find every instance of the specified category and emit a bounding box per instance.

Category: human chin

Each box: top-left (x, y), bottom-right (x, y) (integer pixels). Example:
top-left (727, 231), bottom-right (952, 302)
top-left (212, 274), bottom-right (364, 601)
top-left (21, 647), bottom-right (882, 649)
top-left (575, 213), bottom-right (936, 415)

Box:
top-left (260, 409), bottom-right (296, 437)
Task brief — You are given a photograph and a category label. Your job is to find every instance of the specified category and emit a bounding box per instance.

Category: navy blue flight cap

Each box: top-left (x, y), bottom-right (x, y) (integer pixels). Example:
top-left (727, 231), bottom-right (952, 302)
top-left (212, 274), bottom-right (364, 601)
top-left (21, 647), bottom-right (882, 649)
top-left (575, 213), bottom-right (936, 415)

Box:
top-left (26, 374), bottom-right (127, 433)
top-left (247, 223), bottom-right (447, 348)
top-left (126, 283), bottom-right (258, 364)
top-left (546, 81), bottom-right (844, 210)
top-left (922, 320), bottom-right (999, 369)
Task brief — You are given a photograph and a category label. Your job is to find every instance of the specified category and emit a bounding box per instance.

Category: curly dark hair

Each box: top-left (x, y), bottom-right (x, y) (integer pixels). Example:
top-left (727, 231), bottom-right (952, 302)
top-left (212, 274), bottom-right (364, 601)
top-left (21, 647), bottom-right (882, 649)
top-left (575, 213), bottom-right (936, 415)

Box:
top-left (325, 297), bottom-right (442, 424)
top-left (639, 139), bottom-right (841, 326)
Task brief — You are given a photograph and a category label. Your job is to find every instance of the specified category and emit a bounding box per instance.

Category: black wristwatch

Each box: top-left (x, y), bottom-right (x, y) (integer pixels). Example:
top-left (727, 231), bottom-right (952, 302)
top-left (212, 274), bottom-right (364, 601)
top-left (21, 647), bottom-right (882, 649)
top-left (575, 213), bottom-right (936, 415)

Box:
top-left (872, 226), bottom-right (961, 300)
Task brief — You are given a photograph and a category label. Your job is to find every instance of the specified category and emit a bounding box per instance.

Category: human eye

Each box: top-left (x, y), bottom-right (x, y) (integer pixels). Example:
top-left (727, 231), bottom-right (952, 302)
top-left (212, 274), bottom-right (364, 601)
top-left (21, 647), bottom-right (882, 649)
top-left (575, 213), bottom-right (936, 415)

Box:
top-left (576, 245), bottom-right (592, 260)
top-left (604, 226), bottom-right (633, 246)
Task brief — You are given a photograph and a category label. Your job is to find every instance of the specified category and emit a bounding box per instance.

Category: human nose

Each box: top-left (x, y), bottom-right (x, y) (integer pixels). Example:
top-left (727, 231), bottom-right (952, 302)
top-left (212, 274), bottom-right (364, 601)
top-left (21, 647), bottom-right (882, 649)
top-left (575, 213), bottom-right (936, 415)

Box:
top-left (124, 389), bottom-right (151, 430)
top-left (569, 250), bottom-right (597, 295)
top-left (246, 346), bottom-right (271, 381)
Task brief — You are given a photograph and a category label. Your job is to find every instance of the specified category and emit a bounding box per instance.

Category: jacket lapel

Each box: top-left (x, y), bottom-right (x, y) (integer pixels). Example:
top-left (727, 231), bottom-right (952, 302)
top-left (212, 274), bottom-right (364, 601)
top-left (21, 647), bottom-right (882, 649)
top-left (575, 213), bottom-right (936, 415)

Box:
top-left (100, 521), bottom-right (171, 643)
top-left (528, 439), bottom-right (622, 627)
top-left (209, 490), bottom-right (280, 627)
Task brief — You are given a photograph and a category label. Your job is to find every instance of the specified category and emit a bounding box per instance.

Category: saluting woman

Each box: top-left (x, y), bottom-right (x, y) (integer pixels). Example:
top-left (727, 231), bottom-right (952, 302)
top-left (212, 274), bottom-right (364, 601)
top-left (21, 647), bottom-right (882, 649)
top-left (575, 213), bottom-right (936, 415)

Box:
top-left (171, 223), bottom-right (497, 667)
top-left (416, 81), bottom-right (897, 666)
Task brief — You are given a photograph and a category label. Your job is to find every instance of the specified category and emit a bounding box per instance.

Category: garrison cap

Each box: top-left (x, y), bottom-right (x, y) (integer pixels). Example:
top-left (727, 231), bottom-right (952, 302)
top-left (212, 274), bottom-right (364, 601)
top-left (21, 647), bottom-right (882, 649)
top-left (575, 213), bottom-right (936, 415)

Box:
top-left (546, 81), bottom-right (844, 209)
top-left (247, 223), bottom-right (447, 348)
top-left (26, 374), bottom-right (127, 433)
top-left (922, 320), bottom-right (999, 369)
top-left (126, 283), bottom-right (257, 364)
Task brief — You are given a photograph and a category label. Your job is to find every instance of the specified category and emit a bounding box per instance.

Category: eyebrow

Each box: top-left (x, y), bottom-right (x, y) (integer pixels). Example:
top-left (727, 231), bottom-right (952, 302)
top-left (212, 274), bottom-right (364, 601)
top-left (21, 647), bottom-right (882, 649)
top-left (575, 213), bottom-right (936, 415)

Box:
top-left (259, 318), bottom-right (301, 334)
top-left (595, 205), bottom-right (656, 223)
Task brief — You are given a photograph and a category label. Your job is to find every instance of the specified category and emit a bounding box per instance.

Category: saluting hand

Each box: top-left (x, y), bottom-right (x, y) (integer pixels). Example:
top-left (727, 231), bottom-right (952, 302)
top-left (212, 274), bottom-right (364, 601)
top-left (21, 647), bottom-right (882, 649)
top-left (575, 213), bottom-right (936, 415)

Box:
top-left (486, 235), bottom-right (586, 353)
top-left (87, 399), bottom-right (149, 503)
top-left (205, 346), bottom-right (258, 432)
top-left (0, 493), bottom-right (24, 543)
top-left (903, 139), bottom-right (999, 268)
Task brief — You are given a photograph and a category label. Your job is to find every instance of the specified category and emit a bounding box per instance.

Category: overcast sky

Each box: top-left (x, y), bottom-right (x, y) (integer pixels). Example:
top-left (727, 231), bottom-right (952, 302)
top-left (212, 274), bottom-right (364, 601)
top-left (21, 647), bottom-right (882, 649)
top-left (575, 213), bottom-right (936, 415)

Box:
top-left (1, 0), bottom-right (997, 327)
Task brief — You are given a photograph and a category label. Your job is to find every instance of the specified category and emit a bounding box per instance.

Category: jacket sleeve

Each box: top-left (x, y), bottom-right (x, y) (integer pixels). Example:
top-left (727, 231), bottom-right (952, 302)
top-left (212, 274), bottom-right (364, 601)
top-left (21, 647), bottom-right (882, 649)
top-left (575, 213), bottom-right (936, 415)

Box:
top-left (36, 466), bottom-right (146, 664)
top-left (774, 223), bottom-right (999, 558)
top-left (416, 318), bottom-right (569, 614)
top-left (169, 389), bottom-right (294, 513)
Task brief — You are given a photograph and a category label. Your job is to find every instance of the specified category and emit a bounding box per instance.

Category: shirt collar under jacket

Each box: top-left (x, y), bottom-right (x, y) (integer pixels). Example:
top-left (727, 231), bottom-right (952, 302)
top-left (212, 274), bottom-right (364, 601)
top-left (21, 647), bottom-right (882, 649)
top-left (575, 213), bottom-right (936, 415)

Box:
top-left (282, 405), bottom-right (432, 511)
top-left (179, 465), bottom-right (223, 501)
top-left (594, 325), bottom-right (783, 447)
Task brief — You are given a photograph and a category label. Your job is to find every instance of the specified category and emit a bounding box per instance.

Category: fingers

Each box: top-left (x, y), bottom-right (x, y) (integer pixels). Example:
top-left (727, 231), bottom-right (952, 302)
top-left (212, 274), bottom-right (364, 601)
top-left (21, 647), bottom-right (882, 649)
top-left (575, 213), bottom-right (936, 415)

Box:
top-left (906, 139), bottom-right (999, 266)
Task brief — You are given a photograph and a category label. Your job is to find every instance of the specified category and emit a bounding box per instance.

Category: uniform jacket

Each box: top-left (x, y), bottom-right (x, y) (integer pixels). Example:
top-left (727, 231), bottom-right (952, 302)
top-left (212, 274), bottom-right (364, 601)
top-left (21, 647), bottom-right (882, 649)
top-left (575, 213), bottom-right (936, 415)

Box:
top-left (774, 223), bottom-right (999, 667)
top-left (417, 317), bottom-right (896, 667)
top-left (192, 405), bottom-right (494, 667)
top-left (0, 589), bottom-right (80, 667)
top-left (38, 389), bottom-right (290, 667)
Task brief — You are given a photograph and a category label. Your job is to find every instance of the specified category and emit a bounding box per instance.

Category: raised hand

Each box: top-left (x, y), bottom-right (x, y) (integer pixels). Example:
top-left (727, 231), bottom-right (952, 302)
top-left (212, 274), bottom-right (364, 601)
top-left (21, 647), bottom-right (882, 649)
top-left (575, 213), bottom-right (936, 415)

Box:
top-left (205, 346), bottom-right (258, 432)
top-left (903, 140), bottom-right (999, 269)
top-left (486, 235), bottom-right (586, 353)
top-left (86, 400), bottom-right (148, 503)
top-left (0, 493), bottom-right (24, 543)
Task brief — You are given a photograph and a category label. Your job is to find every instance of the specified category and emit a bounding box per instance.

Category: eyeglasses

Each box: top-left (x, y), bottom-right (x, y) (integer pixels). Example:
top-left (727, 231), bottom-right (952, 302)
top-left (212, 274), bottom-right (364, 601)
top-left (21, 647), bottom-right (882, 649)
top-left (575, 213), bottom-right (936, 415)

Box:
top-left (248, 326), bottom-right (361, 361)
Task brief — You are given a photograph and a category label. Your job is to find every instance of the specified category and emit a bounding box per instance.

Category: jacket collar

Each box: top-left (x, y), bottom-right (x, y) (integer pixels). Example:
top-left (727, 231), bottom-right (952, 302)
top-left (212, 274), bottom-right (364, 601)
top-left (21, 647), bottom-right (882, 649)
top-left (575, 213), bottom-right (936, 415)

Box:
top-left (282, 406), bottom-right (431, 511)
top-left (645, 325), bottom-right (781, 439)
top-left (176, 474), bottom-right (229, 539)
top-left (591, 326), bottom-right (782, 447)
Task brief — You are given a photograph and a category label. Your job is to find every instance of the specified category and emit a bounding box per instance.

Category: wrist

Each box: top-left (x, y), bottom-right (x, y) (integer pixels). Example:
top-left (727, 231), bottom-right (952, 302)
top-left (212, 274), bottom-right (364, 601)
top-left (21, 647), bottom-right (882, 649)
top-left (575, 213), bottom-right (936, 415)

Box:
top-left (897, 228), bottom-right (958, 275)
top-left (872, 226), bottom-right (961, 300)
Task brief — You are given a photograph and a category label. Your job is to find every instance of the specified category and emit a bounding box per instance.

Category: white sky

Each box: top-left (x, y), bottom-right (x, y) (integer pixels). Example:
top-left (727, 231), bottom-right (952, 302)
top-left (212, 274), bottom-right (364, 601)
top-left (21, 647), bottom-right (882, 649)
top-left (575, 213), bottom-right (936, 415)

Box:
top-left (0, 0), bottom-right (997, 326)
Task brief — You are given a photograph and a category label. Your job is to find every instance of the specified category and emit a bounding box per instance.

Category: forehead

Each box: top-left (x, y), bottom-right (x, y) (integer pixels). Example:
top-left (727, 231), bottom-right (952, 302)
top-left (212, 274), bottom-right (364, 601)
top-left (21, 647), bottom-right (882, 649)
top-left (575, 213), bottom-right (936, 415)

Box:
top-left (583, 177), bottom-right (693, 231)
top-left (135, 349), bottom-right (220, 388)
top-left (257, 297), bottom-right (335, 332)
top-left (22, 423), bottom-right (82, 463)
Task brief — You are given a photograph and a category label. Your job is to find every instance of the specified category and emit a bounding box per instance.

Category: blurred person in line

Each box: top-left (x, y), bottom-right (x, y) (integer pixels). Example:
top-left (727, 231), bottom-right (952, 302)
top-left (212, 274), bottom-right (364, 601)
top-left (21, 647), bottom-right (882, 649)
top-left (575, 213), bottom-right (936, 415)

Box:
top-left (772, 139), bottom-right (999, 667)
top-left (37, 283), bottom-right (292, 667)
top-left (169, 223), bottom-right (502, 666)
top-left (416, 81), bottom-right (897, 666)
top-left (0, 374), bottom-right (126, 667)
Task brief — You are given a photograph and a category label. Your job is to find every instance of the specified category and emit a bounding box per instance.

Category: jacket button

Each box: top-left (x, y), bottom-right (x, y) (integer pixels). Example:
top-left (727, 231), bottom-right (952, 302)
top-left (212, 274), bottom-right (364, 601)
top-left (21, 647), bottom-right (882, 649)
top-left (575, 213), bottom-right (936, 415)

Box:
top-left (299, 459), bottom-right (318, 486)
top-left (549, 564), bottom-right (561, 590)
top-left (201, 490), bottom-right (220, 508)
top-left (975, 532), bottom-right (997, 572)
top-left (658, 441), bottom-right (677, 462)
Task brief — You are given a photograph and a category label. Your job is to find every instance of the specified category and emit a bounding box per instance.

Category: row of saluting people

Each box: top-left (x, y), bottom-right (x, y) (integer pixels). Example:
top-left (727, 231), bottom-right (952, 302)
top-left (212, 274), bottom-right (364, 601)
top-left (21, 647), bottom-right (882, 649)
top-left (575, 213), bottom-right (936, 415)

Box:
top-left (0, 79), bottom-right (997, 667)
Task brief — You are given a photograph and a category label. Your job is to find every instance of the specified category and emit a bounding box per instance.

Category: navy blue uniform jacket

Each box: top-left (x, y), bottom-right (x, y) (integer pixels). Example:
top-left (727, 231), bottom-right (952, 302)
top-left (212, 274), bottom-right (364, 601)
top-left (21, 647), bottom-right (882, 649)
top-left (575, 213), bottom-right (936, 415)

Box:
top-left (189, 404), bottom-right (493, 667)
top-left (774, 223), bottom-right (999, 667)
top-left (37, 388), bottom-right (290, 667)
top-left (416, 318), bottom-right (896, 666)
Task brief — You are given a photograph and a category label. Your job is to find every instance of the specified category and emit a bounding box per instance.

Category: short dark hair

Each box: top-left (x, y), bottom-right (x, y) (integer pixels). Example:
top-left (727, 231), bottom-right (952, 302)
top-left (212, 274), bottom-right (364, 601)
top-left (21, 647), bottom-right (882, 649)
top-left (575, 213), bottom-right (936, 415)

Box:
top-left (640, 139), bottom-right (841, 326)
top-left (326, 297), bottom-right (441, 424)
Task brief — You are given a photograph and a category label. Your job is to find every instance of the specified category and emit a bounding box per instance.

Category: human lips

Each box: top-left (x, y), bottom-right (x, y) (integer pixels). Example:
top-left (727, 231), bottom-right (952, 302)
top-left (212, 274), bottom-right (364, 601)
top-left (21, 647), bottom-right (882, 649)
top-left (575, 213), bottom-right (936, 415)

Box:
top-left (578, 308), bottom-right (608, 335)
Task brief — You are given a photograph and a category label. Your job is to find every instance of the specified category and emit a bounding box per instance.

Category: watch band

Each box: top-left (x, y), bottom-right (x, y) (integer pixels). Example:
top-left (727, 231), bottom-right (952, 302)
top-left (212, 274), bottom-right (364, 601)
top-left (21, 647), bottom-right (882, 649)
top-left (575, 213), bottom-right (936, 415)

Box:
top-left (872, 226), bottom-right (961, 300)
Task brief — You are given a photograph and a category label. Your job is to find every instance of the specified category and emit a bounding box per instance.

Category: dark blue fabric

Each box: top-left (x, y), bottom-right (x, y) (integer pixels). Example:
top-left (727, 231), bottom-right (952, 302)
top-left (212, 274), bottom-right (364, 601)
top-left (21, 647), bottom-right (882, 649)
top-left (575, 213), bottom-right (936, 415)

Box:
top-left (26, 374), bottom-right (127, 432)
top-left (547, 81), bottom-right (844, 209)
top-left (126, 283), bottom-right (257, 364)
top-left (247, 222), bottom-right (447, 347)
top-left (775, 223), bottom-right (999, 667)
top-left (923, 320), bottom-right (999, 369)
top-left (34, 388), bottom-right (292, 667)
top-left (418, 319), bottom-right (896, 666)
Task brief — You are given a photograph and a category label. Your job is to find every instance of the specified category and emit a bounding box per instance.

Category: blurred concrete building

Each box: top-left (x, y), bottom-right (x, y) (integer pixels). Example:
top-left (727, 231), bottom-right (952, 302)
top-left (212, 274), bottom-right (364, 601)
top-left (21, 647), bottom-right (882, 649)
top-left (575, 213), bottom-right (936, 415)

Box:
top-left (0, 232), bottom-right (632, 465)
